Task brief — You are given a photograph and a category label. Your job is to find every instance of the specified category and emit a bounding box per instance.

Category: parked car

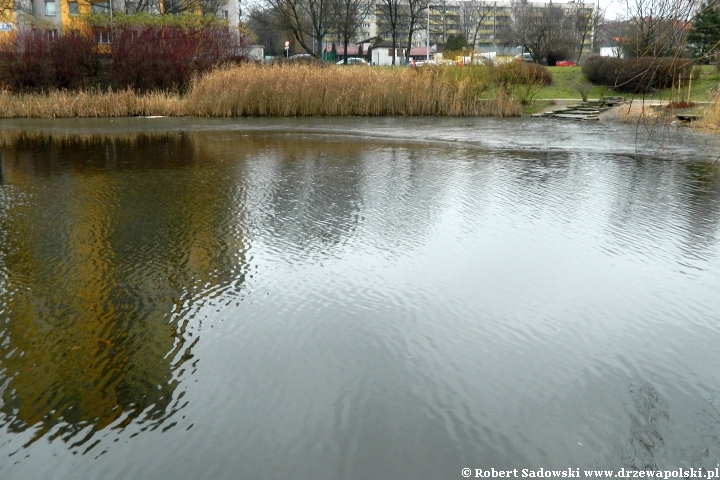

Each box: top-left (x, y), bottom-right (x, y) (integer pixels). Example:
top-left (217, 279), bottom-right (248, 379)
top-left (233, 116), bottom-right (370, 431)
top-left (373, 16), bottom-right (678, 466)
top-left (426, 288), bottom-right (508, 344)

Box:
top-left (555, 60), bottom-right (577, 67)
top-left (514, 53), bottom-right (534, 63)
top-left (336, 58), bottom-right (369, 66)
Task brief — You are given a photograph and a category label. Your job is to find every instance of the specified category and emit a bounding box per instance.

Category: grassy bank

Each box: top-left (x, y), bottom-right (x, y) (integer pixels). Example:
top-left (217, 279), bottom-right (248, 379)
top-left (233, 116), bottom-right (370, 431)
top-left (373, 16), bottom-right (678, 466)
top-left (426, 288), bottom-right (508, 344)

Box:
top-left (538, 65), bottom-right (720, 102)
top-left (0, 64), bottom-right (522, 118)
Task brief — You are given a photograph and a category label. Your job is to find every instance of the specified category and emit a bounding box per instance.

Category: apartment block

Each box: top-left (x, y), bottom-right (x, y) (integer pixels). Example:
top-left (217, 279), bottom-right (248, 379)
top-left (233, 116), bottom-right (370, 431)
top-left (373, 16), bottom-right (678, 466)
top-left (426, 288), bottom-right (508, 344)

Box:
top-left (370, 0), bottom-right (594, 51)
top-left (0, 0), bottom-right (241, 37)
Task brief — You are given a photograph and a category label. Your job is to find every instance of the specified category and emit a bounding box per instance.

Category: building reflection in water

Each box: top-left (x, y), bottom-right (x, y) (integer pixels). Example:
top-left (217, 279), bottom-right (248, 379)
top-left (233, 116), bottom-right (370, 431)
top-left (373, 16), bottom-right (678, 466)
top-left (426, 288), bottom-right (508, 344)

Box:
top-left (0, 132), bottom-right (251, 453)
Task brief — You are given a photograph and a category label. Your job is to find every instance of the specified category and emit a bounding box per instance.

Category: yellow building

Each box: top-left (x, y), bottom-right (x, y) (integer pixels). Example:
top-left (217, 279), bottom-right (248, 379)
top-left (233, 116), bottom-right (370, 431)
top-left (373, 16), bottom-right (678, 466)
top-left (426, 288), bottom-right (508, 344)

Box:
top-left (0, 0), bottom-right (238, 39)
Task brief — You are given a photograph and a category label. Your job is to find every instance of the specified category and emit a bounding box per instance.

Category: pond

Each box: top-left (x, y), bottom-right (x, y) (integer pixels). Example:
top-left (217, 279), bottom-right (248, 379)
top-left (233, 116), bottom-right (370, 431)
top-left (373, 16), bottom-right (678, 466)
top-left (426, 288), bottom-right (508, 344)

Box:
top-left (0, 117), bottom-right (719, 479)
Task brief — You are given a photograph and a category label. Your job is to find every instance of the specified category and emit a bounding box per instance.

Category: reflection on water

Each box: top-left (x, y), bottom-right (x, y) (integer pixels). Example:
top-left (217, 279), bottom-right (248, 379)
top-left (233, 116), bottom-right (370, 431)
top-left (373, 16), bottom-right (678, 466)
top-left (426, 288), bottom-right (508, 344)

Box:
top-left (0, 120), bottom-right (719, 478)
top-left (0, 132), bottom-right (251, 455)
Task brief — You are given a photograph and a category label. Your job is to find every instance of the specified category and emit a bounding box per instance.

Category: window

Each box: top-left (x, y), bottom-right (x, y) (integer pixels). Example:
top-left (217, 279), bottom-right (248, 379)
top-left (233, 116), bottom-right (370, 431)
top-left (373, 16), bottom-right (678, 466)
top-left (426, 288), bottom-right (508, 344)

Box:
top-left (91, 1), bottom-right (110, 14)
top-left (68, 1), bottom-right (79, 15)
top-left (47, 29), bottom-right (58, 40)
top-left (45, 0), bottom-right (56, 15)
top-left (221, 10), bottom-right (228, 19)
top-left (93, 28), bottom-right (111, 44)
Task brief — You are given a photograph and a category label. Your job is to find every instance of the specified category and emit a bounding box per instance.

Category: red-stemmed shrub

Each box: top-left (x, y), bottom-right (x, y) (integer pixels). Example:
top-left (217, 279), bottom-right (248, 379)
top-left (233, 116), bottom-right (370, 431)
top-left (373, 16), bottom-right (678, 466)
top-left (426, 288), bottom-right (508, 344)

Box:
top-left (0, 23), bottom-right (249, 92)
top-left (51, 31), bottom-right (100, 90)
top-left (0, 29), bottom-right (54, 91)
top-left (0, 28), bottom-right (98, 91)
top-left (109, 25), bottom-right (249, 92)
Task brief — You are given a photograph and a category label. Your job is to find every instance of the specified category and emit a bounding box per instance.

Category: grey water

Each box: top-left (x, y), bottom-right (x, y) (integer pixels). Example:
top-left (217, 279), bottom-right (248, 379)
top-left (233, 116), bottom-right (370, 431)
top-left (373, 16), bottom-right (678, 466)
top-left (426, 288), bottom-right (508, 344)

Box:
top-left (0, 117), bottom-right (719, 479)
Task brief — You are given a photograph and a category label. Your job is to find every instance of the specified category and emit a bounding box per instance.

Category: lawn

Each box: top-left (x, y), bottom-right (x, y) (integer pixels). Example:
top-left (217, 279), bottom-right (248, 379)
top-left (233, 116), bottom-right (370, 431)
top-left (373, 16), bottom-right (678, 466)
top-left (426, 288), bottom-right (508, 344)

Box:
top-left (537, 65), bottom-right (720, 102)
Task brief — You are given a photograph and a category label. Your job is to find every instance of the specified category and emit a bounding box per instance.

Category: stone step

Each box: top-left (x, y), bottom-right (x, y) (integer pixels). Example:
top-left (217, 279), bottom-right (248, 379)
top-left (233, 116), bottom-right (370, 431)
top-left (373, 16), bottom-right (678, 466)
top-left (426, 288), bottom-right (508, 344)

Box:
top-left (552, 114), bottom-right (593, 120)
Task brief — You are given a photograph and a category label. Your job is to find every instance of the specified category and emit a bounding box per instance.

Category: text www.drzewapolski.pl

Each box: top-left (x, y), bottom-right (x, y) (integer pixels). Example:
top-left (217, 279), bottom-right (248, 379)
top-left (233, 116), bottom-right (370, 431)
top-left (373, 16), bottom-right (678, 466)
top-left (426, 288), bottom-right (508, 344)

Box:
top-left (461, 469), bottom-right (720, 479)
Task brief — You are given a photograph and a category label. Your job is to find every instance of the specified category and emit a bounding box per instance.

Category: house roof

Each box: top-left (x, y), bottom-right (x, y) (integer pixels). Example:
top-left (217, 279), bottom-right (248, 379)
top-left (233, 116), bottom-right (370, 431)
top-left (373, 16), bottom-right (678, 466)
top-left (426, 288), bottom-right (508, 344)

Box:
top-left (323, 45), bottom-right (361, 55)
top-left (356, 36), bottom-right (382, 45)
top-left (373, 40), bottom-right (408, 48)
top-left (408, 47), bottom-right (434, 57)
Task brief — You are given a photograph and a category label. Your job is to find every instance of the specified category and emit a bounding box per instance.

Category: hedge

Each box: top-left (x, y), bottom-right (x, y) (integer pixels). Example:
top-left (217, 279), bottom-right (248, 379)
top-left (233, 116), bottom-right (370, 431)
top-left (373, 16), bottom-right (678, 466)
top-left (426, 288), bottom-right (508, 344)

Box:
top-left (582, 57), bottom-right (694, 93)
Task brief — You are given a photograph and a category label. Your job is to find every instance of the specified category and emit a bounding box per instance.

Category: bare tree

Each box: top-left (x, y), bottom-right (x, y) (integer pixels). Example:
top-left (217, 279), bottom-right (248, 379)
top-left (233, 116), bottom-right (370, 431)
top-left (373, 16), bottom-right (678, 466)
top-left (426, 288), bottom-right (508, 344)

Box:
top-left (619, 0), bottom-right (695, 57)
top-left (250, 0), bottom-right (331, 57)
top-left (303, 0), bottom-right (333, 55)
top-left (430, 0), bottom-right (450, 43)
top-left (403, 0), bottom-right (427, 62)
top-left (334, 0), bottom-right (371, 63)
top-left (502, 0), bottom-right (574, 64)
top-left (566, 1), bottom-right (601, 62)
top-left (376, 0), bottom-right (403, 64)
top-left (459, 0), bottom-right (493, 51)
top-left (247, 5), bottom-right (287, 55)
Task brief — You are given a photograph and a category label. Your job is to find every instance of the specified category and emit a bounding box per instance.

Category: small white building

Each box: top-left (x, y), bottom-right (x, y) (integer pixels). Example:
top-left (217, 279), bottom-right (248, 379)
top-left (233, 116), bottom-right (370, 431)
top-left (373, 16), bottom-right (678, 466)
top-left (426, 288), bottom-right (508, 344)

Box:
top-left (371, 41), bottom-right (407, 66)
top-left (599, 39), bottom-right (625, 58)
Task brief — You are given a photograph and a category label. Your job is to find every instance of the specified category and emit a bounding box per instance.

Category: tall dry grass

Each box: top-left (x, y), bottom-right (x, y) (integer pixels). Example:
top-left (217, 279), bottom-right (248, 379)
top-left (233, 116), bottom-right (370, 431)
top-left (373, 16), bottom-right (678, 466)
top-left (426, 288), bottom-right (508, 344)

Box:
top-left (0, 64), bottom-right (522, 118)
top-left (185, 64), bottom-right (519, 116)
top-left (0, 89), bottom-right (184, 118)
top-left (699, 97), bottom-right (720, 131)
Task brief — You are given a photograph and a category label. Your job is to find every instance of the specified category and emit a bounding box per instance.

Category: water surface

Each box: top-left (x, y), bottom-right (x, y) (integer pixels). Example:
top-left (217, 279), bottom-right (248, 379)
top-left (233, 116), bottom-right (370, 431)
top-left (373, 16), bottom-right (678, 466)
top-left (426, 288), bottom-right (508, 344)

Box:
top-left (0, 118), bottom-right (719, 479)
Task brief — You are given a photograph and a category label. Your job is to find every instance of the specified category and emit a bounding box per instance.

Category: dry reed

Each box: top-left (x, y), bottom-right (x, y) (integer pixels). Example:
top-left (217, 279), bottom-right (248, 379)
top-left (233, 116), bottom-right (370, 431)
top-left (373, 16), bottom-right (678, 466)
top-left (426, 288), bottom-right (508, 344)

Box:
top-left (0, 64), bottom-right (521, 118)
top-left (0, 89), bottom-right (184, 118)
top-left (699, 97), bottom-right (720, 131)
top-left (185, 64), bottom-right (519, 117)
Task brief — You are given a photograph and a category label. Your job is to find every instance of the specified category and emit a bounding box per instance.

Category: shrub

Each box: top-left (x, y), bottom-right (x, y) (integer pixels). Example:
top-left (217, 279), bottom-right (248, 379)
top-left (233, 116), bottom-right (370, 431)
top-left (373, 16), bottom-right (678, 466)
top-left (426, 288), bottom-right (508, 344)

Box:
top-left (582, 56), bottom-right (694, 93)
top-left (572, 81), bottom-right (593, 101)
top-left (0, 29), bottom-right (53, 91)
top-left (110, 25), bottom-right (249, 92)
top-left (51, 32), bottom-right (99, 90)
top-left (0, 28), bottom-right (98, 92)
top-left (490, 62), bottom-right (552, 104)
top-left (0, 19), bottom-right (250, 93)
top-left (493, 62), bottom-right (552, 86)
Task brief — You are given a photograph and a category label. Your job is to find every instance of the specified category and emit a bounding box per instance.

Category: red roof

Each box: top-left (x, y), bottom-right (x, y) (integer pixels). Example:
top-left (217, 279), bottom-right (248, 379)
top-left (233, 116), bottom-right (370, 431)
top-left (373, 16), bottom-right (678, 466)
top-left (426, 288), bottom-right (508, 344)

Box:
top-left (409, 47), bottom-right (434, 56)
top-left (323, 45), bottom-right (361, 55)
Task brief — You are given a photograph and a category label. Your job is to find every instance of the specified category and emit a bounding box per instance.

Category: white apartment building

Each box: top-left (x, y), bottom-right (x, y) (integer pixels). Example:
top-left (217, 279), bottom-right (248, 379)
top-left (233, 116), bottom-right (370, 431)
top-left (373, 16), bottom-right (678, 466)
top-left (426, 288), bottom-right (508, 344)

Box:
top-left (359, 1), bottom-right (593, 51)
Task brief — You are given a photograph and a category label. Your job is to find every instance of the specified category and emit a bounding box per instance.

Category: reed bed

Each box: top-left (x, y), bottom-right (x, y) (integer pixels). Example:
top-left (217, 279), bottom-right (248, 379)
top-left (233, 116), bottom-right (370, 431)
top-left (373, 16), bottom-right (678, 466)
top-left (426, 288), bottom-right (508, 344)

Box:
top-left (0, 64), bottom-right (522, 118)
top-left (0, 89), bottom-right (184, 118)
top-left (186, 64), bottom-right (520, 117)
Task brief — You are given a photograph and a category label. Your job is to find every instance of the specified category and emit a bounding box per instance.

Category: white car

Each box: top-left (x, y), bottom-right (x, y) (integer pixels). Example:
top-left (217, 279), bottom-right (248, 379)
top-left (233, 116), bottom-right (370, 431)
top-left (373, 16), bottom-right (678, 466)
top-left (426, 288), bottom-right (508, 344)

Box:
top-left (336, 58), bottom-right (369, 66)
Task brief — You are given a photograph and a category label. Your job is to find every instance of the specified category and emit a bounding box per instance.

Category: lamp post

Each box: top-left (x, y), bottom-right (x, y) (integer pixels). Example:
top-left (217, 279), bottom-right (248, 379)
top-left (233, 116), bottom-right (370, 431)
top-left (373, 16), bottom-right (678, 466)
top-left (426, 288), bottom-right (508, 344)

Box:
top-left (427, 6), bottom-right (431, 62)
top-left (427, 4), bottom-right (439, 62)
